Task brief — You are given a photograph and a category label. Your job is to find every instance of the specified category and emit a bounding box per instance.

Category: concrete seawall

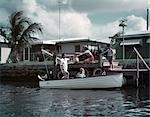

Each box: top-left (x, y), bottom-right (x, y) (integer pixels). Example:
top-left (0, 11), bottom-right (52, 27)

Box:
top-left (0, 62), bottom-right (54, 82)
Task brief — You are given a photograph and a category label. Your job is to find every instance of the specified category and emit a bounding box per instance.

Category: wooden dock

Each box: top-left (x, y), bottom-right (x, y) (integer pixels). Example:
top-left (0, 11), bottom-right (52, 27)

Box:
top-left (0, 60), bottom-right (149, 87)
top-left (110, 68), bottom-right (148, 72)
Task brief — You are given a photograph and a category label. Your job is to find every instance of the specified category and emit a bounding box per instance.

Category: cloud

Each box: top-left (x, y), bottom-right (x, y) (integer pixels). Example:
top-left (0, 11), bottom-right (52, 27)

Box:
top-left (126, 15), bottom-right (147, 32)
top-left (0, 8), bottom-right (9, 25)
top-left (60, 12), bottom-right (92, 38)
top-left (21, 0), bottom-right (92, 39)
top-left (91, 15), bottom-right (148, 42)
top-left (71, 0), bottom-right (149, 13)
top-left (0, 0), bottom-right (149, 43)
top-left (0, 0), bottom-right (93, 40)
top-left (92, 21), bottom-right (120, 42)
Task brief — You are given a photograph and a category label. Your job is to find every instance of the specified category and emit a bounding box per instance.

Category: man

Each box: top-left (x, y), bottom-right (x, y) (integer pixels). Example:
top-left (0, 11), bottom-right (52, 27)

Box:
top-left (59, 53), bottom-right (69, 79)
top-left (102, 44), bottom-right (114, 69)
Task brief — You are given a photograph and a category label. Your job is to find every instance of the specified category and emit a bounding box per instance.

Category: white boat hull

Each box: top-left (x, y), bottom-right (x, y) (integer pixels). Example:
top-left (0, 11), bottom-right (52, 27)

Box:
top-left (39, 73), bottom-right (123, 89)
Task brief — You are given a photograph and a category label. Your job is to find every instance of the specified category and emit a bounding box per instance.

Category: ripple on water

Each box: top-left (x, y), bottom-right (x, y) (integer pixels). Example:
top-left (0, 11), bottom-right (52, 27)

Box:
top-left (0, 84), bottom-right (150, 117)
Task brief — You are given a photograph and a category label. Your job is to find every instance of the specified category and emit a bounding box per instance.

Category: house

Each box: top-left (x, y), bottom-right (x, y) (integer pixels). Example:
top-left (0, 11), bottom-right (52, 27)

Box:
top-left (19, 40), bottom-right (56, 62)
top-left (54, 37), bottom-right (109, 55)
top-left (0, 42), bottom-right (11, 63)
top-left (112, 31), bottom-right (150, 60)
top-left (19, 37), bottom-right (109, 62)
top-left (0, 37), bottom-right (109, 63)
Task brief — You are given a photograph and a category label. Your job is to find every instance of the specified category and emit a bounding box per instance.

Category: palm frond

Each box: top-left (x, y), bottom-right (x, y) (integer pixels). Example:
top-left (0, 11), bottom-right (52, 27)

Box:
top-left (29, 36), bottom-right (40, 40)
top-left (4, 11), bottom-right (43, 63)
top-left (21, 23), bottom-right (42, 42)
top-left (9, 11), bottom-right (24, 28)
top-left (26, 23), bottom-right (42, 34)
top-left (10, 11), bottom-right (31, 34)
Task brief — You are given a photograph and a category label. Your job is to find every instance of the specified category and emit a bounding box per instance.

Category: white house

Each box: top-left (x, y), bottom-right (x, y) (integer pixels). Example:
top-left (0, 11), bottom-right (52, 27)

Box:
top-left (0, 42), bottom-right (11, 63)
top-left (48, 37), bottom-right (110, 55)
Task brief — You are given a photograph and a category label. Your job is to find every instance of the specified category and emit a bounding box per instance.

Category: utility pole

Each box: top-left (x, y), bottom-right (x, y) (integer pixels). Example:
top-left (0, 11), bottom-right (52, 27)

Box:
top-left (119, 20), bottom-right (127, 60)
top-left (147, 8), bottom-right (149, 30)
top-left (58, 0), bottom-right (68, 40)
top-left (58, 0), bottom-right (61, 40)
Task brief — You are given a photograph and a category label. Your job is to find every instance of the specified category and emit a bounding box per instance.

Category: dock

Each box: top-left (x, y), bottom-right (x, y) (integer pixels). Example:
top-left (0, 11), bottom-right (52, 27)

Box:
top-left (111, 68), bottom-right (148, 72)
top-left (0, 59), bottom-right (149, 87)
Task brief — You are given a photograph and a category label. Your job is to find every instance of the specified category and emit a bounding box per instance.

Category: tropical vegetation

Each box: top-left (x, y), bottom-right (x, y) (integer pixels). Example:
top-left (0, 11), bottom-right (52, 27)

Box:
top-left (0, 11), bottom-right (42, 63)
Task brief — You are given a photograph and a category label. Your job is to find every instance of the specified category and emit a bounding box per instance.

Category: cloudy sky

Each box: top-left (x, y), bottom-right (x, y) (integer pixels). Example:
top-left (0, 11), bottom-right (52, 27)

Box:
top-left (0, 0), bottom-right (149, 42)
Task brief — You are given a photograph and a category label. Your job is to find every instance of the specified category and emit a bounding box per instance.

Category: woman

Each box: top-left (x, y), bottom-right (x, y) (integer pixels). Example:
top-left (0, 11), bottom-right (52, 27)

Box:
top-left (81, 46), bottom-right (95, 63)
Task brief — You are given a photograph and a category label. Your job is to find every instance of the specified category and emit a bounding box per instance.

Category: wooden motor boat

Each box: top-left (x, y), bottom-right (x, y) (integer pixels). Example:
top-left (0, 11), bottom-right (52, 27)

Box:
top-left (39, 73), bottom-right (123, 89)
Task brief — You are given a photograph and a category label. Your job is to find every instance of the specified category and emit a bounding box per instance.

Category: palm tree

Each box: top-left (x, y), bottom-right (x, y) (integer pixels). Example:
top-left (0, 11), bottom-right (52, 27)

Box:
top-left (0, 11), bottom-right (42, 63)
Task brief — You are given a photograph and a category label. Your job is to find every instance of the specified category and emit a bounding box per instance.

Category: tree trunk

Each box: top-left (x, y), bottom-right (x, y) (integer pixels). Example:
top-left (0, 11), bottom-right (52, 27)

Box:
top-left (7, 46), bottom-right (18, 63)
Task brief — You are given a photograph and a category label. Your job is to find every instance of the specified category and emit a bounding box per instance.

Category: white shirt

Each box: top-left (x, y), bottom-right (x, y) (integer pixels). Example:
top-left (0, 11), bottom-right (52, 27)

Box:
top-left (60, 58), bottom-right (68, 72)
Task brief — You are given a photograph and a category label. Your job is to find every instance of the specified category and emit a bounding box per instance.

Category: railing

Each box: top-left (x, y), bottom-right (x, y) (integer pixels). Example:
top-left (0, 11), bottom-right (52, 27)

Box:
top-left (133, 47), bottom-right (150, 87)
top-left (133, 47), bottom-right (150, 71)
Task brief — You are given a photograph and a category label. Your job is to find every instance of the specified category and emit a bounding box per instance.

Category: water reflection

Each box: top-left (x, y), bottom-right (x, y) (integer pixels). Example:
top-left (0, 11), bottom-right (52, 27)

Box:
top-left (0, 84), bottom-right (149, 117)
top-left (121, 87), bottom-right (150, 117)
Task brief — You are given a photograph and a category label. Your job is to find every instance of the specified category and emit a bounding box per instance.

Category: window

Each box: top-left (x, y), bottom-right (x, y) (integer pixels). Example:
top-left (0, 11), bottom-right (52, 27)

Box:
top-left (75, 45), bottom-right (80, 52)
top-left (23, 47), bottom-right (31, 61)
top-left (25, 48), bottom-right (28, 60)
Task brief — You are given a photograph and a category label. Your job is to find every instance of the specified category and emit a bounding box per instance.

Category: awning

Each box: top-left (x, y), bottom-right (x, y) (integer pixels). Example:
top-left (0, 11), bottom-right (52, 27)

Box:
top-left (146, 38), bottom-right (150, 43)
top-left (120, 39), bottom-right (142, 46)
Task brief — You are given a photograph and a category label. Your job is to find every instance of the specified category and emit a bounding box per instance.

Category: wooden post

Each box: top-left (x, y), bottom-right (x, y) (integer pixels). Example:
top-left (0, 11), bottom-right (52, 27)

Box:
top-left (98, 45), bottom-right (102, 67)
top-left (53, 51), bottom-right (57, 80)
top-left (136, 55), bottom-right (139, 87)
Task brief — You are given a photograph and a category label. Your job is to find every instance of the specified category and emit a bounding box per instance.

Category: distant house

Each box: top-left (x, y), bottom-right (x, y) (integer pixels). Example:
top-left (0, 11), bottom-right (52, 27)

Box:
top-left (0, 42), bottom-right (11, 63)
top-left (112, 31), bottom-right (150, 60)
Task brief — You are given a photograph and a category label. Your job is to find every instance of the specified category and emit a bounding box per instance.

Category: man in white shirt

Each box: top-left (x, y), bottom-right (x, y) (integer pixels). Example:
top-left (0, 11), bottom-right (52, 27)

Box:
top-left (60, 53), bottom-right (69, 79)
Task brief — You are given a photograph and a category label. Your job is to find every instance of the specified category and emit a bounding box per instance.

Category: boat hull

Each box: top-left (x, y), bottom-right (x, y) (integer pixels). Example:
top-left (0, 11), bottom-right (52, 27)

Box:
top-left (39, 73), bottom-right (123, 89)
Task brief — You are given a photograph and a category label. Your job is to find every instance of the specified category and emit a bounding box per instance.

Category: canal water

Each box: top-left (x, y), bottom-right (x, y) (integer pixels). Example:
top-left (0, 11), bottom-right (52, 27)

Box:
top-left (0, 83), bottom-right (149, 117)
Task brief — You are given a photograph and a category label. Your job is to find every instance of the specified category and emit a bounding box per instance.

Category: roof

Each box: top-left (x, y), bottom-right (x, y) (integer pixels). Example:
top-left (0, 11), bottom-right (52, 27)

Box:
top-left (122, 31), bottom-right (150, 38)
top-left (32, 37), bottom-right (110, 45)
top-left (125, 30), bottom-right (150, 35)
top-left (47, 37), bottom-right (110, 44)
top-left (112, 31), bottom-right (150, 39)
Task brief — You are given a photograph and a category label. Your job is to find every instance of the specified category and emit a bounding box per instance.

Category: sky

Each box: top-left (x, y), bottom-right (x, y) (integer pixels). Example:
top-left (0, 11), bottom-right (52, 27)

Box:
top-left (0, 0), bottom-right (150, 42)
